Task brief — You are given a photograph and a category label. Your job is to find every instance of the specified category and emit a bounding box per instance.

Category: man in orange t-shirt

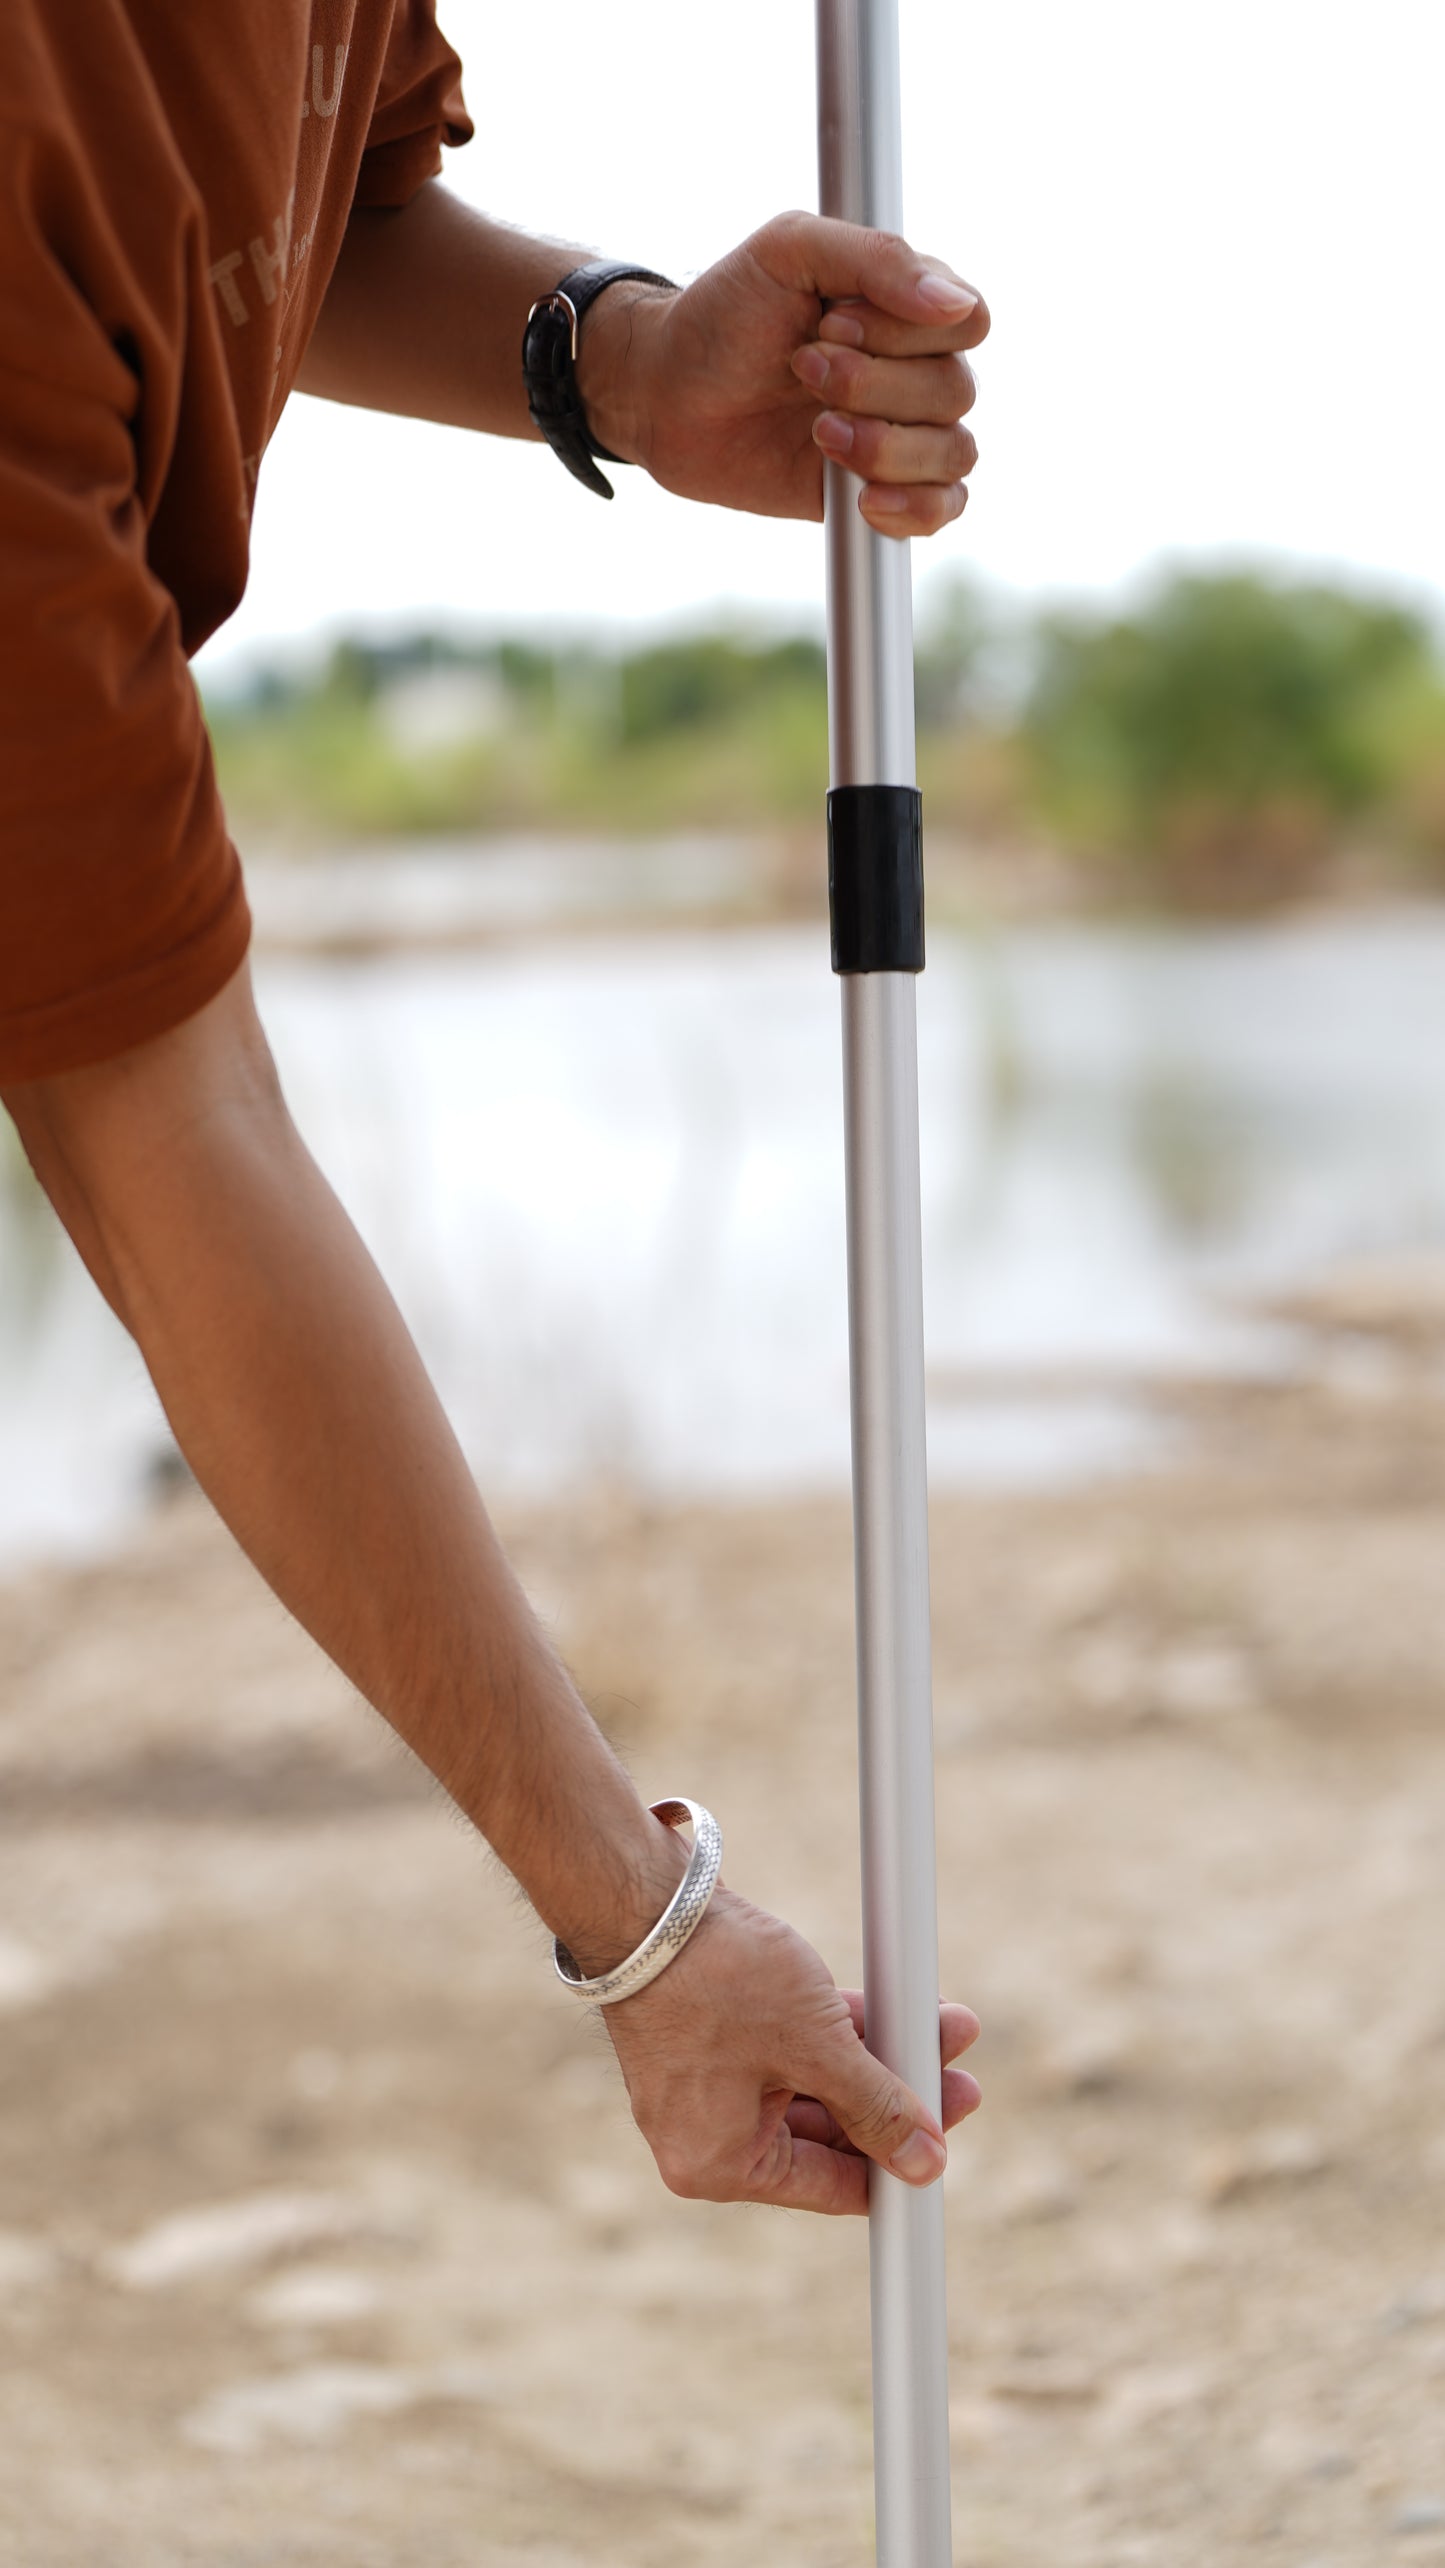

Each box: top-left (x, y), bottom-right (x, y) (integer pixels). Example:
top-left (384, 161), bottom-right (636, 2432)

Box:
top-left (1, 1), bottom-right (987, 2212)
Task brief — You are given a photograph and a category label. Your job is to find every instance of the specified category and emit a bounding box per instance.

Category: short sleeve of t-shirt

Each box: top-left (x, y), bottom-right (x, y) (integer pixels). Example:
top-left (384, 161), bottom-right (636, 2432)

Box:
top-left (355, 1), bottom-right (473, 209)
top-left (0, 124), bottom-right (249, 1084)
top-left (0, 1), bottom-right (475, 1086)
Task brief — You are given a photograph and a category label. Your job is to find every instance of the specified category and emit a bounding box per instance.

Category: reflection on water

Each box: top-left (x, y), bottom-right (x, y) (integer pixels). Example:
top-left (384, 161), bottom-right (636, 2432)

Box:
top-left (6, 903), bottom-right (1445, 1571)
top-left (1123, 1068), bottom-right (1255, 1244)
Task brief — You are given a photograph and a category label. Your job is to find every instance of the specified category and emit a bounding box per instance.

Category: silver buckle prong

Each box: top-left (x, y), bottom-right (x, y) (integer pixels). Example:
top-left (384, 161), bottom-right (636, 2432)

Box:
top-left (526, 289), bottom-right (579, 364)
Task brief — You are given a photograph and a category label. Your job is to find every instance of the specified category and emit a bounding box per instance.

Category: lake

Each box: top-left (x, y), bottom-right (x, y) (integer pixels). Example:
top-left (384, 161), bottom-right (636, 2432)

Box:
top-left (6, 894), bottom-right (1445, 1573)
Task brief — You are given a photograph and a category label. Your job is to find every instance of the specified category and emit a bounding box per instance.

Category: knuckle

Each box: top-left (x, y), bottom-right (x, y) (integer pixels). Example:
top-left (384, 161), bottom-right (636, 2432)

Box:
top-left (655, 2143), bottom-right (705, 2201)
top-left (954, 425), bottom-right (979, 475)
top-left (847, 2082), bottom-right (908, 2155)
top-left (828, 348), bottom-right (869, 404)
top-left (656, 2137), bottom-right (736, 2204)
top-left (952, 359), bottom-right (978, 417)
top-left (850, 416), bottom-right (888, 473)
top-left (756, 209), bottom-right (812, 271)
top-left (863, 223), bottom-right (905, 267)
top-left (899, 485), bottom-right (961, 538)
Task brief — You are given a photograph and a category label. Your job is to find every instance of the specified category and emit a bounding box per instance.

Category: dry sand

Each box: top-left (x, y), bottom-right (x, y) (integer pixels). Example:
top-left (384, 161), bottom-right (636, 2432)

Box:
top-left (2, 1369), bottom-right (1444, 2566)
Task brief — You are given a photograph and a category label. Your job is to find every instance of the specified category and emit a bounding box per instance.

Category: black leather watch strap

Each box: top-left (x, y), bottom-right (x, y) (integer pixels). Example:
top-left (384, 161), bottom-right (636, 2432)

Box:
top-left (522, 260), bottom-right (675, 499)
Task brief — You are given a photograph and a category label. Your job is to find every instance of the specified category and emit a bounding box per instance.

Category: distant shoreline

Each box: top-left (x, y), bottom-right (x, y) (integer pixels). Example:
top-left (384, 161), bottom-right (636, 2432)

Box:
top-left (240, 827), bottom-right (1445, 958)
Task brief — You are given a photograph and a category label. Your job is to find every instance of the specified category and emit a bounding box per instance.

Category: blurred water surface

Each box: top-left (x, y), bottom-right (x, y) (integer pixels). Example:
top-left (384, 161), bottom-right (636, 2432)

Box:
top-left (6, 900), bottom-right (1445, 1573)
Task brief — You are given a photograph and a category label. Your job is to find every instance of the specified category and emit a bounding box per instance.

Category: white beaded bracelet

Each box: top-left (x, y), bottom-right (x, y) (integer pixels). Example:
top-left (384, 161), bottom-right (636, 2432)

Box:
top-left (552, 1798), bottom-right (724, 2006)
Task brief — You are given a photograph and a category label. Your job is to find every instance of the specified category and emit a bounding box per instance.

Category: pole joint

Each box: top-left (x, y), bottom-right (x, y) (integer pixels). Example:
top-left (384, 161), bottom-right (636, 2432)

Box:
top-left (828, 785), bottom-right (926, 975)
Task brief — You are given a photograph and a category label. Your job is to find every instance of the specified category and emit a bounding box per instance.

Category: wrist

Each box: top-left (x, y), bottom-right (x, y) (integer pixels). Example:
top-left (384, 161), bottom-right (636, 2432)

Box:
top-left (547, 1805), bottom-right (690, 1981)
top-left (573, 281), bottom-right (671, 471)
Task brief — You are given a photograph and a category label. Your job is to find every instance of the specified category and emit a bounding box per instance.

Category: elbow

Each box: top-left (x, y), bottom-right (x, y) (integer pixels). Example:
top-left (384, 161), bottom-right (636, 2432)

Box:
top-left (0, 958), bottom-right (281, 1330)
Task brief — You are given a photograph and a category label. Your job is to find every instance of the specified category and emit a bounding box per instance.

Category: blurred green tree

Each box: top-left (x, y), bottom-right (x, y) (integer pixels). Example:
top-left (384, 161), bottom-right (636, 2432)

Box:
top-left (1024, 569), bottom-right (1441, 903)
top-left (616, 634), bottom-right (825, 744)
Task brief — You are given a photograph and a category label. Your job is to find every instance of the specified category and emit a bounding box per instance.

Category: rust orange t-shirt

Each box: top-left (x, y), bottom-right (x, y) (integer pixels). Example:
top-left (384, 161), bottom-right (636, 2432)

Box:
top-left (0, 0), bottom-right (472, 1081)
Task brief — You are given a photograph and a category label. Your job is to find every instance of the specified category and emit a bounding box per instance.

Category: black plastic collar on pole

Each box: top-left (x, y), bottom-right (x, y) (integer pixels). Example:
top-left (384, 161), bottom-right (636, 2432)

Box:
top-left (828, 785), bottom-right (925, 975)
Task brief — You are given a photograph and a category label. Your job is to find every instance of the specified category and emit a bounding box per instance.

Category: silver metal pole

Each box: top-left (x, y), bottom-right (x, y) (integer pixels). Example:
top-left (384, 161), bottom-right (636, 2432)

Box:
top-left (816, 3), bottom-right (952, 2562)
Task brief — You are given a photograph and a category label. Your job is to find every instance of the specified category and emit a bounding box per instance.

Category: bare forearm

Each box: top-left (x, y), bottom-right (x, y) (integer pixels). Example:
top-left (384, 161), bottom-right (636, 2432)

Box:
top-left (5, 963), bottom-right (981, 2215)
top-left (296, 184), bottom-right (570, 440)
top-left (5, 971), bottom-right (681, 1969)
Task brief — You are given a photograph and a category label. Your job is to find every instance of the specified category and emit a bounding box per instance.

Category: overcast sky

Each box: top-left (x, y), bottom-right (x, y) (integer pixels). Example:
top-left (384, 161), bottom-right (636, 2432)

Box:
top-left (198, 0), bottom-right (1445, 674)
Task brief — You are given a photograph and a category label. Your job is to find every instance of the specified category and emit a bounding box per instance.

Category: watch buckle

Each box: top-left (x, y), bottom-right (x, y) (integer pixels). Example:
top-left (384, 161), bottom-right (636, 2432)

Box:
top-left (526, 288), bottom-right (580, 364)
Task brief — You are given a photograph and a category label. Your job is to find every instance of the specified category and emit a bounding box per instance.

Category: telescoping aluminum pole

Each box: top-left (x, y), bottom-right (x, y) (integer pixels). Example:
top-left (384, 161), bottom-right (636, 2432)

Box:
top-left (816, 3), bottom-right (952, 2563)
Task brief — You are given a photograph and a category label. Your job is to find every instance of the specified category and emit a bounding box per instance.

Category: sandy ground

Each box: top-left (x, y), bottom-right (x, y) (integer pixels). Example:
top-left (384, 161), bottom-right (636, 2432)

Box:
top-left (2, 1365), bottom-right (1445, 2567)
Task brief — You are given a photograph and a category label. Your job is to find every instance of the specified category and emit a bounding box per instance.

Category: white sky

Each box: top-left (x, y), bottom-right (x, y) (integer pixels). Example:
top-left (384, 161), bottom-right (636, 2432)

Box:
top-left (197, 0), bottom-right (1445, 675)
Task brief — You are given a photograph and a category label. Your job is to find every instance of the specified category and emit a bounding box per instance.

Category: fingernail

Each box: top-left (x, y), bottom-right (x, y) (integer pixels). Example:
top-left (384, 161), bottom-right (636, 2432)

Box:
top-left (863, 485), bottom-right (909, 513)
top-left (891, 2130), bottom-right (947, 2184)
top-left (819, 310), bottom-right (867, 348)
top-left (792, 344), bottom-right (832, 393)
top-left (918, 274), bottom-right (978, 317)
top-left (813, 412), bottom-right (854, 458)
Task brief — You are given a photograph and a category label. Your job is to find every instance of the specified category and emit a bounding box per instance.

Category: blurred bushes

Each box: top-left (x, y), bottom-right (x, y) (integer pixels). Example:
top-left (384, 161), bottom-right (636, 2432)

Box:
top-left (616, 634), bottom-right (825, 743)
top-left (205, 565), bottom-right (1445, 910)
top-left (1025, 572), bottom-right (1445, 907)
top-left (207, 626), bottom-right (832, 836)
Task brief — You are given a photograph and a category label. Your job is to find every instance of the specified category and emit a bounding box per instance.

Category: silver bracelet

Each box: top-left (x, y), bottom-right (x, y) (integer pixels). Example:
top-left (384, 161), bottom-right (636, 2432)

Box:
top-left (553, 1798), bottom-right (723, 2006)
